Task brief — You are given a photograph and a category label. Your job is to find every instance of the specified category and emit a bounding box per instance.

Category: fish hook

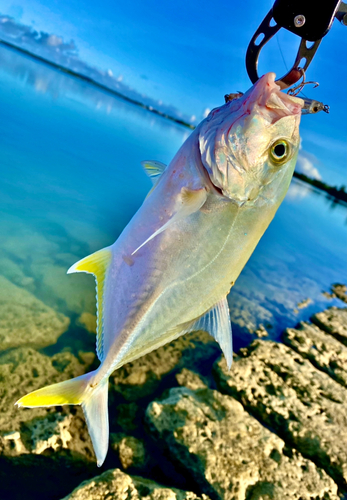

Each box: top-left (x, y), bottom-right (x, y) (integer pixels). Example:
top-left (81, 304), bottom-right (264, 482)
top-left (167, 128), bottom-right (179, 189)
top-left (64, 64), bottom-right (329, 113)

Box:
top-left (287, 69), bottom-right (329, 114)
top-left (286, 68), bottom-right (319, 96)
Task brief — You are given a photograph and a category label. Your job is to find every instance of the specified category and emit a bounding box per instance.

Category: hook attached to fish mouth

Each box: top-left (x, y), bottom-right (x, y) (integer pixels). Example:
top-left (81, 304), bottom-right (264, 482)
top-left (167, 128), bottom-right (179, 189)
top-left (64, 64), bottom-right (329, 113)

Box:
top-left (224, 71), bottom-right (329, 116)
top-left (286, 69), bottom-right (330, 114)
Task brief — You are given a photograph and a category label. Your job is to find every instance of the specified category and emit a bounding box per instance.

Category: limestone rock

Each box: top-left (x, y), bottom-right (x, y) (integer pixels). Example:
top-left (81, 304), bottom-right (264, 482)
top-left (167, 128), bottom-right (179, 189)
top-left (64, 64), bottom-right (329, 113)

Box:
top-left (323, 284), bottom-right (347, 304)
top-left (252, 324), bottom-right (269, 338)
top-left (0, 256), bottom-right (34, 288)
top-left (146, 387), bottom-right (338, 500)
top-left (214, 340), bottom-right (347, 488)
top-left (61, 467), bottom-right (210, 500)
top-left (312, 307), bottom-right (347, 346)
top-left (284, 321), bottom-right (347, 387)
top-left (0, 275), bottom-right (70, 350)
top-left (175, 369), bottom-right (208, 391)
top-left (296, 298), bottom-right (312, 310)
top-left (0, 346), bottom-right (95, 461)
top-left (110, 434), bottom-right (147, 470)
top-left (331, 284), bottom-right (347, 303)
top-left (76, 312), bottom-right (97, 334)
top-left (110, 330), bottom-right (219, 401)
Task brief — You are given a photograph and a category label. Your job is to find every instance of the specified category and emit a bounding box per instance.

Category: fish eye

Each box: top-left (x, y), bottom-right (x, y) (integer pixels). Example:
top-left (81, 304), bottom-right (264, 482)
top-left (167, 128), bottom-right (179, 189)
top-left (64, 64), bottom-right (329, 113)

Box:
top-left (269, 139), bottom-right (290, 165)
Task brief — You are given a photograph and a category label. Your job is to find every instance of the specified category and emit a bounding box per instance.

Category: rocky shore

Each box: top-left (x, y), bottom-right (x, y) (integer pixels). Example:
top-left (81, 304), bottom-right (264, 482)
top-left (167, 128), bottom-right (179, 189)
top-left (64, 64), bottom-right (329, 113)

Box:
top-left (0, 285), bottom-right (346, 500)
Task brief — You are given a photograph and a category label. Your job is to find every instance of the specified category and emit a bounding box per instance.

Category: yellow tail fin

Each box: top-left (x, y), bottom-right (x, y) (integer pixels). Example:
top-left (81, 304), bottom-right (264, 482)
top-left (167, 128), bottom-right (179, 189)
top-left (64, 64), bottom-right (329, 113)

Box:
top-left (15, 371), bottom-right (95, 407)
top-left (16, 370), bottom-right (109, 466)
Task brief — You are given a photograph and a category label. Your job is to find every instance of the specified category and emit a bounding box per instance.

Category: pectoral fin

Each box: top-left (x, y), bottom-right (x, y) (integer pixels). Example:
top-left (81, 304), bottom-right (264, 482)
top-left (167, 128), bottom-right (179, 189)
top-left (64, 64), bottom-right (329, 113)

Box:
top-left (132, 187), bottom-right (207, 255)
top-left (141, 160), bottom-right (167, 183)
top-left (192, 298), bottom-right (233, 369)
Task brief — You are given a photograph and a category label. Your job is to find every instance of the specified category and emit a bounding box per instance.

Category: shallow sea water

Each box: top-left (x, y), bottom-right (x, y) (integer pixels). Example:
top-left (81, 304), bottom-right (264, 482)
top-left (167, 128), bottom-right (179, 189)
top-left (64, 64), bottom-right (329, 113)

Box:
top-left (0, 43), bottom-right (346, 358)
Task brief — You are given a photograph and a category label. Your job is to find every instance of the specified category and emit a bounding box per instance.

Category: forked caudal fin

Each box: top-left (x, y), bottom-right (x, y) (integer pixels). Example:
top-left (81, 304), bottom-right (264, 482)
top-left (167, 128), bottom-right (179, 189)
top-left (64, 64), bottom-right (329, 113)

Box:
top-left (15, 371), bottom-right (109, 467)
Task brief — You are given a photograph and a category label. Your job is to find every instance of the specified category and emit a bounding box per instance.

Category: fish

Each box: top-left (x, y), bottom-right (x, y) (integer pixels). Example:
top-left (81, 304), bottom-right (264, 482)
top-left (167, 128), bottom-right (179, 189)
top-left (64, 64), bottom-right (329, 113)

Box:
top-left (16, 72), bottom-right (304, 466)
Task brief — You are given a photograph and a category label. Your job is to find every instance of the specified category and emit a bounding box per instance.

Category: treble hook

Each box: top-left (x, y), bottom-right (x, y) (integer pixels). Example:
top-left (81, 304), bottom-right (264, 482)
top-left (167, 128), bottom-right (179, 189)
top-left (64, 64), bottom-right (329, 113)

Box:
top-left (285, 69), bottom-right (329, 114)
top-left (286, 69), bottom-right (319, 96)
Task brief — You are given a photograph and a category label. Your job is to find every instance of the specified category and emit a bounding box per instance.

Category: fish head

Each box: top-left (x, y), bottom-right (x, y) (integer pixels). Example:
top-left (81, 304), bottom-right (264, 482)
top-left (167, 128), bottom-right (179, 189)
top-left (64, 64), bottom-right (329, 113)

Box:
top-left (199, 72), bottom-right (304, 206)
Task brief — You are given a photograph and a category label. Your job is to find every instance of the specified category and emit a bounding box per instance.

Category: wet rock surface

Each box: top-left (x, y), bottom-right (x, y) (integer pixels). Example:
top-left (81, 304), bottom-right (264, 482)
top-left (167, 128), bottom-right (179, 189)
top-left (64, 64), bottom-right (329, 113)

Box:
top-left (312, 307), bottom-right (347, 346)
top-left (146, 386), bottom-right (338, 500)
top-left (214, 340), bottom-right (347, 489)
top-left (61, 468), bottom-right (211, 500)
top-left (0, 275), bottom-right (70, 350)
top-left (323, 284), bottom-right (347, 304)
top-left (284, 321), bottom-right (347, 386)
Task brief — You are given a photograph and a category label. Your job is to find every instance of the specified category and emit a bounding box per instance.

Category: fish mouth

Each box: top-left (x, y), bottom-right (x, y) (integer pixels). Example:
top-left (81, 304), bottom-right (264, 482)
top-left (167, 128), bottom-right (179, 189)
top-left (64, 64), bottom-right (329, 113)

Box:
top-left (243, 72), bottom-right (304, 124)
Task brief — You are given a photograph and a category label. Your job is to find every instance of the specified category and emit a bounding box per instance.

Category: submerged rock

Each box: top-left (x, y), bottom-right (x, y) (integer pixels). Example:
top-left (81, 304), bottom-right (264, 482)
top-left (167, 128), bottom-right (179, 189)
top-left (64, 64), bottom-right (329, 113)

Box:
top-left (312, 307), bottom-right (347, 346)
top-left (214, 340), bottom-right (347, 488)
top-left (61, 468), bottom-right (210, 500)
top-left (0, 256), bottom-right (34, 289)
top-left (296, 297), bottom-right (312, 310)
top-left (0, 275), bottom-right (70, 350)
top-left (146, 386), bottom-right (338, 500)
top-left (228, 290), bottom-right (273, 335)
top-left (31, 261), bottom-right (96, 314)
top-left (76, 312), bottom-right (97, 334)
top-left (284, 321), bottom-right (347, 387)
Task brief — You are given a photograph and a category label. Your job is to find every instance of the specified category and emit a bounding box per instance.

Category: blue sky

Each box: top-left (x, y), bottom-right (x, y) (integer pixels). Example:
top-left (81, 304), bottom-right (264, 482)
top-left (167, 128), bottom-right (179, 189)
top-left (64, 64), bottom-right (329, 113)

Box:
top-left (0, 0), bottom-right (346, 185)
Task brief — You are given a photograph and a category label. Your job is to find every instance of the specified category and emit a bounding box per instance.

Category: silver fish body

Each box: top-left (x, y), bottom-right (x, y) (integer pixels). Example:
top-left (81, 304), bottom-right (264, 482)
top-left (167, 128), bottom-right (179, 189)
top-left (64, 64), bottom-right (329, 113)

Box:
top-left (16, 72), bottom-right (303, 465)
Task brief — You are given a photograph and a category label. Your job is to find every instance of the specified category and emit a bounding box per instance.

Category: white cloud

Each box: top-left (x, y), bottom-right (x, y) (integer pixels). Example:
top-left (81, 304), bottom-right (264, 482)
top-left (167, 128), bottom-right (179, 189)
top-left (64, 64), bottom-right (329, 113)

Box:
top-left (286, 182), bottom-right (311, 200)
top-left (296, 152), bottom-right (322, 180)
top-left (46, 34), bottom-right (64, 47)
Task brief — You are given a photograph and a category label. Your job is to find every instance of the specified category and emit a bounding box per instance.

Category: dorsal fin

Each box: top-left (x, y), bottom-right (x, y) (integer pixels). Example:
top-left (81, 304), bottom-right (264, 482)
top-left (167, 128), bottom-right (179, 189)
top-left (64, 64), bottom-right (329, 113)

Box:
top-left (67, 248), bottom-right (112, 361)
top-left (141, 160), bottom-right (167, 183)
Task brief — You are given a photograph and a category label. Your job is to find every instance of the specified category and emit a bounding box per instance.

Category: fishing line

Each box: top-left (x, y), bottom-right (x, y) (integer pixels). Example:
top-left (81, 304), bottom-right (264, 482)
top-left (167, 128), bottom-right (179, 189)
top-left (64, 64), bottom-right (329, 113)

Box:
top-left (276, 32), bottom-right (312, 99)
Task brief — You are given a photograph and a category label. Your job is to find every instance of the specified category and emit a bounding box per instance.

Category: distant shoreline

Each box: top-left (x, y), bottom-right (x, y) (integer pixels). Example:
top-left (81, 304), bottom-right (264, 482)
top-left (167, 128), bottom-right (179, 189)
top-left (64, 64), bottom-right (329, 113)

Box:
top-left (1, 38), bottom-right (345, 203)
top-left (293, 172), bottom-right (347, 204)
top-left (0, 38), bottom-right (195, 130)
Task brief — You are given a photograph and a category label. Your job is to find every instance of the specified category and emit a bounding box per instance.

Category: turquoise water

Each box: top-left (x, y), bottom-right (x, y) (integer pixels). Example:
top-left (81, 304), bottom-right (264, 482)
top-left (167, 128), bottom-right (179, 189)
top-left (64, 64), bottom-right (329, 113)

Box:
top-left (0, 43), bottom-right (346, 356)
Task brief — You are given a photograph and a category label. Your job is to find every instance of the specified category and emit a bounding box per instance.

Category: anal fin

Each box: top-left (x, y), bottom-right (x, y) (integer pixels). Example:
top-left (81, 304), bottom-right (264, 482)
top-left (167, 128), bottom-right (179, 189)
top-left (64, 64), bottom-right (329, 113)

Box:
top-left (191, 298), bottom-right (233, 369)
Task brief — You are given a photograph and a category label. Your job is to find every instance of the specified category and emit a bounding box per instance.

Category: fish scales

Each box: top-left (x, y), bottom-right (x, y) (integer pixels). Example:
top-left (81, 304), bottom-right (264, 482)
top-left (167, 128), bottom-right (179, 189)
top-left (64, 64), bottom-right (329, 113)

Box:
top-left (16, 72), bottom-right (304, 466)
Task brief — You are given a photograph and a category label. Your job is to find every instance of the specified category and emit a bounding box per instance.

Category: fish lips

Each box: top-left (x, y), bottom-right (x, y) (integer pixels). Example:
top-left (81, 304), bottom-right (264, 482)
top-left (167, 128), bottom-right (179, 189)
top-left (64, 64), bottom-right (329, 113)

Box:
top-left (243, 72), bottom-right (304, 124)
top-left (199, 73), bottom-right (303, 201)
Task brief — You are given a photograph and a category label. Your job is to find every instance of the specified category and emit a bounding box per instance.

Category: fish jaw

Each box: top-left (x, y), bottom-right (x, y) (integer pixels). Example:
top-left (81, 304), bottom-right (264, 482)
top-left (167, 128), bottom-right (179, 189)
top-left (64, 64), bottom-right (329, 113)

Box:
top-left (199, 72), bottom-right (303, 206)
